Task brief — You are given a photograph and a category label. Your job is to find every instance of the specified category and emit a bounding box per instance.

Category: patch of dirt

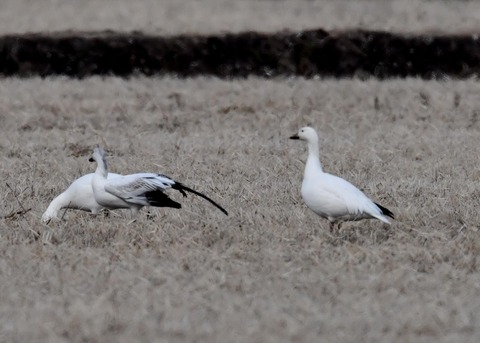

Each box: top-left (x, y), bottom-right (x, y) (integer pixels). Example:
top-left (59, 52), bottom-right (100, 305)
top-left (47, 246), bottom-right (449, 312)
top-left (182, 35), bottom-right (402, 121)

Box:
top-left (0, 29), bottom-right (479, 79)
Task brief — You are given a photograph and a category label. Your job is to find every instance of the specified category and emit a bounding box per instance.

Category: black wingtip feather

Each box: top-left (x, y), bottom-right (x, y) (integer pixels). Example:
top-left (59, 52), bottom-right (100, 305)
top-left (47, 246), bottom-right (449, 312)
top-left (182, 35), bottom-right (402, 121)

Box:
top-left (171, 182), bottom-right (228, 216)
top-left (375, 202), bottom-right (394, 219)
top-left (145, 191), bottom-right (182, 209)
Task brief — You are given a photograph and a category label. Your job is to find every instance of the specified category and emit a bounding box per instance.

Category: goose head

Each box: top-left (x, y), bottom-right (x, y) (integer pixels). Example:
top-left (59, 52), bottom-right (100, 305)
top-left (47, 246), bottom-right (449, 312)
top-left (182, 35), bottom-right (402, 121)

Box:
top-left (88, 147), bottom-right (106, 163)
top-left (41, 212), bottom-right (52, 224)
top-left (289, 127), bottom-right (318, 142)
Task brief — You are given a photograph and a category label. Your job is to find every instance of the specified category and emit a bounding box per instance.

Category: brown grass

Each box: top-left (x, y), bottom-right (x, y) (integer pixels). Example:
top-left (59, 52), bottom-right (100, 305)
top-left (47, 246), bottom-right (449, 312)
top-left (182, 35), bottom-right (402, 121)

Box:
top-left (0, 76), bottom-right (479, 342)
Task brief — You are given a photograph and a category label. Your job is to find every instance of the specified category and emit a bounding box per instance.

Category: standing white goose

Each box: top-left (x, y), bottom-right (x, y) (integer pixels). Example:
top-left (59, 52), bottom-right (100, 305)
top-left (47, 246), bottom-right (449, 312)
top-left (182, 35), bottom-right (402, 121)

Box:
top-left (89, 147), bottom-right (228, 217)
top-left (290, 127), bottom-right (393, 231)
top-left (42, 172), bottom-right (122, 223)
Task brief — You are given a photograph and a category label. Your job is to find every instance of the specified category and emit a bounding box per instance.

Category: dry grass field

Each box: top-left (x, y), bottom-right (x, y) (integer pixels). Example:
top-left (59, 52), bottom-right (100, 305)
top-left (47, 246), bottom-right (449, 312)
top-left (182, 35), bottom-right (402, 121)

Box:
top-left (0, 77), bottom-right (479, 342)
top-left (1, 0), bottom-right (480, 342)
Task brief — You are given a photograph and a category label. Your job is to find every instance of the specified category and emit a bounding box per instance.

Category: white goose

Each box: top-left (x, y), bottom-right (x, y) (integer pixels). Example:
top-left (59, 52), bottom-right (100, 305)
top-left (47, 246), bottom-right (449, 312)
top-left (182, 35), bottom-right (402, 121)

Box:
top-left (42, 172), bottom-right (122, 223)
top-left (89, 147), bottom-right (228, 217)
top-left (290, 127), bottom-right (394, 231)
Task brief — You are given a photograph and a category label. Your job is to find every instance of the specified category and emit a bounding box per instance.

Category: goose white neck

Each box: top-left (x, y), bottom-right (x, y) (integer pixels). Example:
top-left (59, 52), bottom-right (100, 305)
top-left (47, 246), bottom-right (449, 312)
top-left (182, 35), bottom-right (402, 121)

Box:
top-left (95, 156), bottom-right (108, 178)
top-left (42, 192), bottom-right (67, 220)
top-left (305, 138), bottom-right (323, 174)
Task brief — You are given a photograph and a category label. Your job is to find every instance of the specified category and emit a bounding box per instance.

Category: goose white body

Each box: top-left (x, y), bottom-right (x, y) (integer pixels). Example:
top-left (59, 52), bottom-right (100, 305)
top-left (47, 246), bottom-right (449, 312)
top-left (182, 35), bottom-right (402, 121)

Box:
top-left (42, 172), bottom-right (121, 222)
top-left (290, 127), bottom-right (393, 230)
top-left (42, 147), bottom-right (228, 223)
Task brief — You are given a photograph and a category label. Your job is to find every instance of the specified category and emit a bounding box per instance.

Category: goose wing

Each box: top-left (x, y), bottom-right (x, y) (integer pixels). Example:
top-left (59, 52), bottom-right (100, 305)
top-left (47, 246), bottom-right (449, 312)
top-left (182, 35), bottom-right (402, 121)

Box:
top-left (104, 173), bottom-right (176, 206)
top-left (106, 173), bottom-right (228, 215)
top-left (320, 173), bottom-right (384, 219)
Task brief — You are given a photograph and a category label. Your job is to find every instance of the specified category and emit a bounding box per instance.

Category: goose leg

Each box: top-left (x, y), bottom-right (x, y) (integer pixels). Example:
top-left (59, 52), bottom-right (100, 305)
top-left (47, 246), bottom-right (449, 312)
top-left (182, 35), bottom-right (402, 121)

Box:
top-left (127, 206), bottom-right (142, 223)
top-left (329, 221), bottom-right (336, 233)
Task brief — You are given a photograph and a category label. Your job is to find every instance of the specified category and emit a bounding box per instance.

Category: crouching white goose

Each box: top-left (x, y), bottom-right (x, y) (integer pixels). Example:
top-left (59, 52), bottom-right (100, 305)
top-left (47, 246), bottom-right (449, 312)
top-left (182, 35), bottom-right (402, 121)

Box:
top-left (290, 127), bottom-right (394, 231)
top-left (42, 172), bottom-right (122, 223)
top-left (89, 147), bottom-right (228, 217)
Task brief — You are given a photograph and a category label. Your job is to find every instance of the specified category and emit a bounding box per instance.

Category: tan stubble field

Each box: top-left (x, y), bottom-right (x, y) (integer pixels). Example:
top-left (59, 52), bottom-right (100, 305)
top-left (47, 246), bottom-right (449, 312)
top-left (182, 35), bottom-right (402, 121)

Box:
top-left (0, 77), bottom-right (479, 342)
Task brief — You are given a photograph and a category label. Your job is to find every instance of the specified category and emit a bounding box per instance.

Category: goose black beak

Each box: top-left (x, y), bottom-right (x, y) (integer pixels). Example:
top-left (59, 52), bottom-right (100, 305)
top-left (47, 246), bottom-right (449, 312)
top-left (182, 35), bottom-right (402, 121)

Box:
top-left (289, 134), bottom-right (299, 140)
top-left (88, 157), bottom-right (94, 162)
